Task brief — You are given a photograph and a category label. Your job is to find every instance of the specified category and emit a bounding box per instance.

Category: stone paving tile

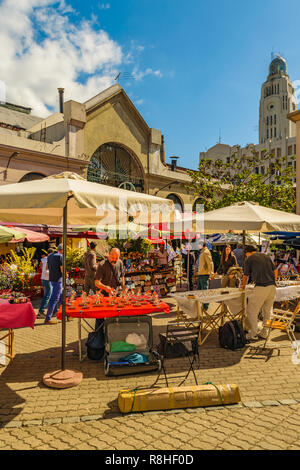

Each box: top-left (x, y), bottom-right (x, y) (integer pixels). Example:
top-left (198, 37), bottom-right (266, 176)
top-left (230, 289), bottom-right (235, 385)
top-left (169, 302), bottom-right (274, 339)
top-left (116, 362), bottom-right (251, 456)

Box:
top-left (1, 298), bottom-right (300, 449)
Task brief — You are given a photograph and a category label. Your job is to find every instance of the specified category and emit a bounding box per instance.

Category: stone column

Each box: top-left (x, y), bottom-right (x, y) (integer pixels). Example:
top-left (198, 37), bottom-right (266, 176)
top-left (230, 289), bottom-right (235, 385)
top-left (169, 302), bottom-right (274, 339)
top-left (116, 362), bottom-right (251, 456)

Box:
top-left (63, 100), bottom-right (86, 160)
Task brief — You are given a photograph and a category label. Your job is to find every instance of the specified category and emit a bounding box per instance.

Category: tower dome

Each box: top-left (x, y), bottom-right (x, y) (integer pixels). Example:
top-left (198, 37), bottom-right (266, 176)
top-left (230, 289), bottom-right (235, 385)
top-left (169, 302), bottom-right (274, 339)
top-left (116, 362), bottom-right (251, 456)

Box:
top-left (269, 54), bottom-right (287, 76)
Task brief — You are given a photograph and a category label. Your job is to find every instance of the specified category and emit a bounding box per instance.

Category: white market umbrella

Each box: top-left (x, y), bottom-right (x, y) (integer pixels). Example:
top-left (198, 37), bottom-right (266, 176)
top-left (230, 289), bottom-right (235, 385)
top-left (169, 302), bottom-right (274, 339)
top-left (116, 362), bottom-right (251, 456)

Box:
top-left (203, 201), bottom-right (300, 233)
top-left (0, 172), bottom-right (174, 387)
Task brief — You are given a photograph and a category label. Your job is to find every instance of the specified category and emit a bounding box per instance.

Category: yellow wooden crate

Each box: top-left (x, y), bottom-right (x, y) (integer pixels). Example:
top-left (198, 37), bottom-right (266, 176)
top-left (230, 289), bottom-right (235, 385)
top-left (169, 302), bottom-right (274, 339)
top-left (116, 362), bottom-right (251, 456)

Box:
top-left (118, 383), bottom-right (241, 413)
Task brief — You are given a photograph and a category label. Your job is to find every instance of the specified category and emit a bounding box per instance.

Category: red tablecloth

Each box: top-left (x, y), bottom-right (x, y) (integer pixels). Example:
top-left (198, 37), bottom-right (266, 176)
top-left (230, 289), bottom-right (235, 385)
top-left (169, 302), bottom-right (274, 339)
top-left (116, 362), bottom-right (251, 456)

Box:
top-left (0, 299), bottom-right (36, 329)
top-left (57, 295), bottom-right (170, 319)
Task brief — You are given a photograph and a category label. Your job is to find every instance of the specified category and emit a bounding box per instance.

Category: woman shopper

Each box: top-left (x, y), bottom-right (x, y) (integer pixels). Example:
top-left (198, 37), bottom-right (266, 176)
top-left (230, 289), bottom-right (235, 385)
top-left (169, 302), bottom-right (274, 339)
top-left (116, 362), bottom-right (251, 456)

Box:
top-left (216, 245), bottom-right (239, 288)
top-left (37, 248), bottom-right (54, 319)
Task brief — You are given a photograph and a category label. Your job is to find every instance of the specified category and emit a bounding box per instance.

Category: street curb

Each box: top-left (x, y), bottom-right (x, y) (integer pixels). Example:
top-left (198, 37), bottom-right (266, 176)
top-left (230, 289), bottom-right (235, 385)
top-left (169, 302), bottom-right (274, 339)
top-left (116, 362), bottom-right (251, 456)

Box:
top-left (1, 399), bottom-right (300, 429)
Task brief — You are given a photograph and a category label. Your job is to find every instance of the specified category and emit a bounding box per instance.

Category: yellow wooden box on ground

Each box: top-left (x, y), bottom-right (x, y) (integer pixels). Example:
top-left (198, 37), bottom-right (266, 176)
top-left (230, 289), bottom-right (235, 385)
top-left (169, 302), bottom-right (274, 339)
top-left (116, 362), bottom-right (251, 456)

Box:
top-left (118, 383), bottom-right (241, 413)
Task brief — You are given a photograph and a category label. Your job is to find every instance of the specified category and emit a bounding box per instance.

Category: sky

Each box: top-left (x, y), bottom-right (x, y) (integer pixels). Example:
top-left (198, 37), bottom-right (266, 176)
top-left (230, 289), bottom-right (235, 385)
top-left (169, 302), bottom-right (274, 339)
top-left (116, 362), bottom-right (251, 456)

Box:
top-left (0, 0), bottom-right (300, 170)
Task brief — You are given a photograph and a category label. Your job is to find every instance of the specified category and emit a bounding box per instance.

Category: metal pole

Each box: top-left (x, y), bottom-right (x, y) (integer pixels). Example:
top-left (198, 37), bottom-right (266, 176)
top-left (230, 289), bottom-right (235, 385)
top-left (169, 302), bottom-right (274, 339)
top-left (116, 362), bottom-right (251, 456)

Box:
top-left (61, 203), bottom-right (67, 371)
top-left (242, 230), bottom-right (246, 266)
top-left (187, 247), bottom-right (190, 291)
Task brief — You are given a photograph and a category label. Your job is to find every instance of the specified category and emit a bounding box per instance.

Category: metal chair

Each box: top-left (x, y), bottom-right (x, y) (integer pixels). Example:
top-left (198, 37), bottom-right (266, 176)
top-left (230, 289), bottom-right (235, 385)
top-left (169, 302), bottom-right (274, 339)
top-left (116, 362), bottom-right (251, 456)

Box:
top-left (263, 300), bottom-right (300, 349)
top-left (155, 320), bottom-right (201, 387)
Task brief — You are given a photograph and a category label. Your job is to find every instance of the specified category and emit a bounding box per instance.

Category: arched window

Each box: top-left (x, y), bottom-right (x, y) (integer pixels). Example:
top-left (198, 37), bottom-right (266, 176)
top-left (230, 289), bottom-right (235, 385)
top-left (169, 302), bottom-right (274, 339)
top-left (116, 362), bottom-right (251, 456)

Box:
top-left (19, 172), bottom-right (45, 183)
top-left (192, 198), bottom-right (203, 213)
top-left (87, 143), bottom-right (144, 192)
top-left (166, 193), bottom-right (183, 212)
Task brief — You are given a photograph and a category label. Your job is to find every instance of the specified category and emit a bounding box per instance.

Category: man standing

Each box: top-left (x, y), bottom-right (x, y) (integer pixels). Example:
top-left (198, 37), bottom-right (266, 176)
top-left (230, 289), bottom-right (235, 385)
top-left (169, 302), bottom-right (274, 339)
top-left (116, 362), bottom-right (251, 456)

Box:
top-left (197, 242), bottom-right (214, 310)
top-left (94, 248), bottom-right (125, 330)
top-left (156, 243), bottom-right (169, 268)
top-left (84, 241), bottom-right (98, 294)
top-left (95, 248), bottom-right (125, 294)
top-left (241, 245), bottom-right (278, 342)
top-left (37, 248), bottom-right (54, 319)
top-left (233, 243), bottom-right (244, 268)
top-left (44, 244), bottom-right (63, 325)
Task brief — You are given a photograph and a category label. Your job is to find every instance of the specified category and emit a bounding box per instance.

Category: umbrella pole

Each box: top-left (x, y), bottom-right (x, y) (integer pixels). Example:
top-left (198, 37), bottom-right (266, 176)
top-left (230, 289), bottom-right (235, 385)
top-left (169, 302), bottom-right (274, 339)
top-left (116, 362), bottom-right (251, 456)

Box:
top-left (187, 248), bottom-right (190, 291)
top-left (43, 201), bottom-right (83, 389)
top-left (61, 203), bottom-right (67, 371)
top-left (242, 230), bottom-right (246, 260)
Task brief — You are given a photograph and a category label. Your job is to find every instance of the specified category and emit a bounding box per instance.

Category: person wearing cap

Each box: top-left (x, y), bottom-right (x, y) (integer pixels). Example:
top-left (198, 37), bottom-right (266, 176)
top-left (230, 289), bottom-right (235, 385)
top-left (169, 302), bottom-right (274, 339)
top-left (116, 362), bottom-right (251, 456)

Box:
top-left (240, 245), bottom-right (278, 342)
top-left (44, 244), bottom-right (63, 325)
top-left (83, 241), bottom-right (98, 294)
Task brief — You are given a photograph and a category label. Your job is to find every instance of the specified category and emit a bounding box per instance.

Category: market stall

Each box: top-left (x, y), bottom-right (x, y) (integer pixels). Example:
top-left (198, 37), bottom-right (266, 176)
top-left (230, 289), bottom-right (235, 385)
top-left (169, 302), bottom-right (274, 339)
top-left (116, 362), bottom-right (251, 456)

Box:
top-left (0, 172), bottom-right (175, 387)
top-left (123, 249), bottom-right (177, 296)
top-left (56, 291), bottom-right (170, 361)
top-left (171, 288), bottom-right (246, 345)
top-left (172, 281), bottom-right (300, 345)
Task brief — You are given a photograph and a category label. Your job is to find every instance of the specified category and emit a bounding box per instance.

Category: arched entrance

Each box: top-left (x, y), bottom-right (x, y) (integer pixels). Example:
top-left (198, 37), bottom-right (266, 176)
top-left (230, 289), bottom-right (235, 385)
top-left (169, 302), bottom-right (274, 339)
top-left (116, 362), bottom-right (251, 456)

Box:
top-left (87, 143), bottom-right (145, 192)
top-left (192, 198), bottom-right (203, 213)
top-left (166, 193), bottom-right (183, 212)
top-left (19, 172), bottom-right (46, 183)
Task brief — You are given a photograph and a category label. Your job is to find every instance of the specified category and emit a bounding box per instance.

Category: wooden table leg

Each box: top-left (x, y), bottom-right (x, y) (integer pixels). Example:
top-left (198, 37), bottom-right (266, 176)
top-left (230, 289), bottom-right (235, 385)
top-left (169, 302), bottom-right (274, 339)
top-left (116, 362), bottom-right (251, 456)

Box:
top-left (0, 328), bottom-right (14, 365)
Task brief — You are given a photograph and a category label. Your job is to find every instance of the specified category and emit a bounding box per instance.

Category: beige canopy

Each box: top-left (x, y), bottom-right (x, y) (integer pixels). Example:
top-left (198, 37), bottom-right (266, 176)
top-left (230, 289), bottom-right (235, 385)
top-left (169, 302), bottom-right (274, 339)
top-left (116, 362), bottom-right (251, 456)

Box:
top-left (0, 172), bottom-right (176, 376)
top-left (0, 172), bottom-right (175, 225)
top-left (203, 201), bottom-right (300, 233)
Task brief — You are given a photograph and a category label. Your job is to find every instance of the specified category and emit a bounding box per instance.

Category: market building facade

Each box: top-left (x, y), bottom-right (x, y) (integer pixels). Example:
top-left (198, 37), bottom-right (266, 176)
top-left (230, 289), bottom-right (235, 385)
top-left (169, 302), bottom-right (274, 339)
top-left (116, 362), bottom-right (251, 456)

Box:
top-left (0, 85), bottom-right (197, 213)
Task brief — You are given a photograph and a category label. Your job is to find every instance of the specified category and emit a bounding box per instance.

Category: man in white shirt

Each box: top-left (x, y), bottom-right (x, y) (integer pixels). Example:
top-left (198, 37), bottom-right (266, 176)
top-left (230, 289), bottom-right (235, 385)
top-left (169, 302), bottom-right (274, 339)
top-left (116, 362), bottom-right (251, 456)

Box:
top-left (157, 244), bottom-right (169, 267)
top-left (37, 248), bottom-right (54, 319)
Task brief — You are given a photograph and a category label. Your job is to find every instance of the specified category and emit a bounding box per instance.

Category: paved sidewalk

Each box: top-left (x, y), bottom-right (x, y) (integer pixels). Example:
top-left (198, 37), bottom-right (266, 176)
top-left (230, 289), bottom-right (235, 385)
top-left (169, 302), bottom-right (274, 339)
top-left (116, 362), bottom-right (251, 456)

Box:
top-left (1, 297), bottom-right (300, 450)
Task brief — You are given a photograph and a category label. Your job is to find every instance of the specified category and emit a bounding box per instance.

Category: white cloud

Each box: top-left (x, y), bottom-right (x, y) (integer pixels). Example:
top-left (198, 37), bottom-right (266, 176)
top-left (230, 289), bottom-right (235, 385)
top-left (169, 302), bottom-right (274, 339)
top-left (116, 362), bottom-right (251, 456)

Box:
top-left (135, 98), bottom-right (144, 106)
top-left (0, 0), bottom-right (121, 116)
top-left (132, 66), bottom-right (163, 81)
top-left (0, 0), bottom-right (163, 117)
top-left (98, 3), bottom-right (110, 9)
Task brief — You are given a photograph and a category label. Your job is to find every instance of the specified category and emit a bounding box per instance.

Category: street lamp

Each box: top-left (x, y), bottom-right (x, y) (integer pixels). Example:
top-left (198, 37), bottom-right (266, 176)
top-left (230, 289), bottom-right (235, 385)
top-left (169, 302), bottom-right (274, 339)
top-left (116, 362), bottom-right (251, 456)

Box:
top-left (4, 151), bottom-right (19, 181)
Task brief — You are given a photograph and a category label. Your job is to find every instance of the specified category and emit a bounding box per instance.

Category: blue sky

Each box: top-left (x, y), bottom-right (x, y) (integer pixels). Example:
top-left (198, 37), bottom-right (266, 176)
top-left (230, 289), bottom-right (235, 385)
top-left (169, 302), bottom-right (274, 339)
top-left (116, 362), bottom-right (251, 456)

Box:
top-left (1, 0), bottom-right (300, 169)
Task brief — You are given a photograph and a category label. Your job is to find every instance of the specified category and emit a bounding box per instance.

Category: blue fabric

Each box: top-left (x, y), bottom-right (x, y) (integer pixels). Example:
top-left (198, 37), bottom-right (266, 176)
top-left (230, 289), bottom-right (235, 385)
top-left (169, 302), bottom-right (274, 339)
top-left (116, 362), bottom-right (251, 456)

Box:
top-left (46, 281), bottom-right (62, 321)
top-left (47, 252), bottom-right (62, 282)
top-left (197, 274), bottom-right (209, 310)
top-left (119, 353), bottom-right (149, 363)
top-left (39, 279), bottom-right (53, 313)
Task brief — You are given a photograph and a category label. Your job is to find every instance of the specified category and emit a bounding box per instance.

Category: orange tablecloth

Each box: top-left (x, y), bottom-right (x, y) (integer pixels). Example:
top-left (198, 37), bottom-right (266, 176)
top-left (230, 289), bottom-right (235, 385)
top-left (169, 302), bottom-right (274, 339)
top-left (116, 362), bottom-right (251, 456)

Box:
top-left (57, 295), bottom-right (170, 319)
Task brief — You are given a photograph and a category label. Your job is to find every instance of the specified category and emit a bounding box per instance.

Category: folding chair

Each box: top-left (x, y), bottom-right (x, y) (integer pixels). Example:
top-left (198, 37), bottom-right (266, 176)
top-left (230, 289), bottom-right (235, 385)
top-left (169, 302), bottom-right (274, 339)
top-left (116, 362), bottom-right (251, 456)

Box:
top-left (155, 320), bottom-right (201, 387)
top-left (263, 300), bottom-right (300, 349)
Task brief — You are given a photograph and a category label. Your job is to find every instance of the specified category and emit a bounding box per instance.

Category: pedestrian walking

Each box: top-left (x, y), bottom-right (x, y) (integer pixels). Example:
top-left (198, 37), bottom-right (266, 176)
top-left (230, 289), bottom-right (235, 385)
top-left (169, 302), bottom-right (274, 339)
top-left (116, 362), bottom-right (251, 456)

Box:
top-left (37, 248), bottom-right (54, 319)
top-left (44, 244), bottom-right (63, 325)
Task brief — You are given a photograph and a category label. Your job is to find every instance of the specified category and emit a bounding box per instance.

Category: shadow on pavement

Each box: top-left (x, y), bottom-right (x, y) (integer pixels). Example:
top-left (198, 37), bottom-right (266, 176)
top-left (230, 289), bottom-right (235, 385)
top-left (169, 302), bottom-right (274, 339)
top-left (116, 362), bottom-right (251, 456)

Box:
top-left (0, 381), bottom-right (25, 428)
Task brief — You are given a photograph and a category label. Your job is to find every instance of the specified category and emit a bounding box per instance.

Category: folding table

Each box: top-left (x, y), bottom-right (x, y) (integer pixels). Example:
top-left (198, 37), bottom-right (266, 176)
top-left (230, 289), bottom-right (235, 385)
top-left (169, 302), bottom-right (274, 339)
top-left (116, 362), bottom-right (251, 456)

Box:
top-left (171, 288), bottom-right (246, 345)
top-left (57, 295), bottom-right (170, 361)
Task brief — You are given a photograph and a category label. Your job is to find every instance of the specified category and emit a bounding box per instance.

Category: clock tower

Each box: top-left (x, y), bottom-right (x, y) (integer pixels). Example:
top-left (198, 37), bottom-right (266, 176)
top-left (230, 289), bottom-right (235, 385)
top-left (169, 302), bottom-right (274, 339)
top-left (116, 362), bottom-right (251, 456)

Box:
top-left (259, 55), bottom-right (297, 144)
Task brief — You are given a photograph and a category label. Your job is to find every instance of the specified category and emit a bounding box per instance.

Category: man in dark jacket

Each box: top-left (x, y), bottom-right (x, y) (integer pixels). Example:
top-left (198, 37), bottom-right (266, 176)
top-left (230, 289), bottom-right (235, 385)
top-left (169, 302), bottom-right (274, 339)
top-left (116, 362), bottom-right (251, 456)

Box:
top-left (84, 241), bottom-right (98, 294)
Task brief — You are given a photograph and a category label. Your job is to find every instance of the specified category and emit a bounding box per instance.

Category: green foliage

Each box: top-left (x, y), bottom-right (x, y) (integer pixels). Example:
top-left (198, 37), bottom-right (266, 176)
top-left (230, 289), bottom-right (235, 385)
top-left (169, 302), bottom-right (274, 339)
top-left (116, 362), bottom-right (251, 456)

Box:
top-left (108, 236), bottom-right (152, 256)
top-left (5, 247), bottom-right (37, 290)
top-left (186, 149), bottom-right (296, 212)
top-left (66, 246), bottom-right (85, 270)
